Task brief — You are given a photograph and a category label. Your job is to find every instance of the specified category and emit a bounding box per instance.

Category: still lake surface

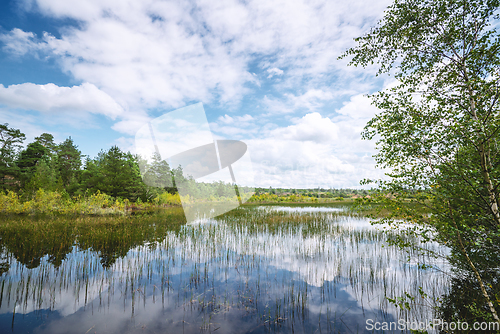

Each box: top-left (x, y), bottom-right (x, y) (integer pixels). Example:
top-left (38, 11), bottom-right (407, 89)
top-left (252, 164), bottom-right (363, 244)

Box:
top-left (0, 205), bottom-right (449, 333)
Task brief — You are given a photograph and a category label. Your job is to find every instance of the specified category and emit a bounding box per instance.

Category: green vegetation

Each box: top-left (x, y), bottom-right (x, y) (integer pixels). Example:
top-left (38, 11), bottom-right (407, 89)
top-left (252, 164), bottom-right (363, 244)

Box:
top-left (0, 206), bottom-right (447, 333)
top-left (244, 188), bottom-right (365, 204)
top-left (0, 124), bottom-right (193, 208)
top-left (0, 188), bottom-right (182, 215)
top-left (248, 187), bottom-right (371, 203)
top-left (0, 125), bottom-right (227, 214)
top-left (0, 208), bottom-right (186, 271)
top-left (0, 126), bottom-right (376, 215)
top-left (342, 0), bottom-right (500, 326)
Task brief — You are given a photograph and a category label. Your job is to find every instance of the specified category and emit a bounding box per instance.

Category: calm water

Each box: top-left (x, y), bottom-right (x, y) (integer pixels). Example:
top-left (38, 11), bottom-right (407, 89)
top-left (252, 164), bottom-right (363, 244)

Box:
top-left (0, 205), bottom-right (449, 333)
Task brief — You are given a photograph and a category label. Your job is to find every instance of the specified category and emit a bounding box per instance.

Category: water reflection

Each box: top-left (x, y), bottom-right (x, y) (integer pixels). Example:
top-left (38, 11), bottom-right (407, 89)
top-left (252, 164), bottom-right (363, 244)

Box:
top-left (260, 206), bottom-right (345, 213)
top-left (0, 206), bottom-right (449, 333)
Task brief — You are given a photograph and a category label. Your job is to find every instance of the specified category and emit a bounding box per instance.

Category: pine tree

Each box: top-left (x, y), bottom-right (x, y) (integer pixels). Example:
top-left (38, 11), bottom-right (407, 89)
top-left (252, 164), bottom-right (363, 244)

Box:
top-left (0, 124), bottom-right (25, 191)
top-left (57, 137), bottom-right (82, 194)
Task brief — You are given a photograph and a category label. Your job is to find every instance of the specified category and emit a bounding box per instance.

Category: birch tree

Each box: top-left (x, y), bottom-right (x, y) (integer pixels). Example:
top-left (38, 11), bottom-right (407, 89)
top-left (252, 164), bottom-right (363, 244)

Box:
top-left (341, 0), bottom-right (500, 323)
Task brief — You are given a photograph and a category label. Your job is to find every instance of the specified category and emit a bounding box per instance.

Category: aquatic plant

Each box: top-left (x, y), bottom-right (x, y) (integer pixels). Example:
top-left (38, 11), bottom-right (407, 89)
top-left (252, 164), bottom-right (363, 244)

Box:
top-left (0, 205), bottom-right (449, 333)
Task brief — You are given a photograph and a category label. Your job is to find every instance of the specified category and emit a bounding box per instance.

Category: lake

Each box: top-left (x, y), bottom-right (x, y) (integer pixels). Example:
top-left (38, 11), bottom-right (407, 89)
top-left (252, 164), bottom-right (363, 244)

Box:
top-left (0, 204), bottom-right (449, 333)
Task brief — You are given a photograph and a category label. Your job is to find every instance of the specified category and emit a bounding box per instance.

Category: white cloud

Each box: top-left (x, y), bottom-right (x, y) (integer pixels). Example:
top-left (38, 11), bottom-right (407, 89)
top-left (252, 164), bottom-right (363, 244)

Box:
top-left (3, 0), bottom-right (392, 111)
top-left (0, 83), bottom-right (124, 119)
top-left (209, 124), bottom-right (257, 138)
top-left (209, 114), bottom-right (257, 138)
top-left (0, 0), bottom-right (396, 187)
top-left (266, 67), bottom-right (283, 78)
top-left (217, 114), bottom-right (254, 125)
top-left (336, 94), bottom-right (379, 119)
top-left (0, 28), bottom-right (49, 56)
top-left (110, 112), bottom-right (151, 135)
top-left (286, 89), bottom-right (334, 110)
top-left (263, 88), bottom-right (335, 114)
top-left (241, 112), bottom-right (384, 188)
top-left (271, 112), bottom-right (337, 143)
top-left (0, 108), bottom-right (49, 144)
top-left (262, 95), bottom-right (293, 114)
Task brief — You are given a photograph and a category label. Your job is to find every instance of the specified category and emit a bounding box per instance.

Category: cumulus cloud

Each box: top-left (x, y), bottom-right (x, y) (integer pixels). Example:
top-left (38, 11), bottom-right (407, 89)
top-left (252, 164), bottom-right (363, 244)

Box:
top-left (241, 112), bottom-right (383, 188)
top-left (2, 0), bottom-right (392, 110)
top-left (286, 89), bottom-right (334, 110)
top-left (0, 0), bottom-right (395, 187)
top-left (206, 106), bottom-right (384, 188)
top-left (336, 93), bottom-right (379, 119)
top-left (271, 112), bottom-right (337, 143)
top-left (0, 82), bottom-right (124, 119)
top-left (208, 114), bottom-right (257, 138)
top-left (111, 112), bottom-right (152, 135)
top-left (0, 108), bottom-right (51, 143)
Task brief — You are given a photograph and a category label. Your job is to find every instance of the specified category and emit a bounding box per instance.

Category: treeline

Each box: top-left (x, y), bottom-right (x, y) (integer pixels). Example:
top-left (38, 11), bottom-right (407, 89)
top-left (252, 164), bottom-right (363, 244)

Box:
top-left (254, 187), bottom-right (372, 198)
top-left (1, 123), bottom-right (370, 213)
top-left (1, 123), bottom-right (154, 202)
top-left (0, 123), bottom-right (250, 209)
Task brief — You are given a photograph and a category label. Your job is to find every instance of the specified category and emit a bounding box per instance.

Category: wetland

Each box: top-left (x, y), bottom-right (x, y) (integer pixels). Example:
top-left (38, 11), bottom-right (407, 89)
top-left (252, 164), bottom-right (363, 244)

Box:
top-left (0, 204), bottom-right (450, 333)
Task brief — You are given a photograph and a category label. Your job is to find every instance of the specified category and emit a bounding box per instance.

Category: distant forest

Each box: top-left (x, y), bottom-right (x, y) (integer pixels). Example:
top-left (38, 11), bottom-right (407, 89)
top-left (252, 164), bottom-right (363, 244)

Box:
top-left (0, 123), bottom-right (370, 204)
top-left (0, 123), bottom-right (244, 203)
top-left (254, 187), bottom-right (370, 199)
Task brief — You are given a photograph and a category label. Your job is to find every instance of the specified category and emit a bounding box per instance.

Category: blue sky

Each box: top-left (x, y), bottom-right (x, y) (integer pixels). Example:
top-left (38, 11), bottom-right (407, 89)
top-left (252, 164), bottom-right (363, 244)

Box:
top-left (0, 0), bottom-right (394, 188)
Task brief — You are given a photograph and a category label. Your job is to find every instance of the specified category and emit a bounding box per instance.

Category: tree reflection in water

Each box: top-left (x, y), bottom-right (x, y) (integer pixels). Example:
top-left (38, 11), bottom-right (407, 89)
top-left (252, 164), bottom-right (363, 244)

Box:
top-left (0, 206), bottom-right (450, 333)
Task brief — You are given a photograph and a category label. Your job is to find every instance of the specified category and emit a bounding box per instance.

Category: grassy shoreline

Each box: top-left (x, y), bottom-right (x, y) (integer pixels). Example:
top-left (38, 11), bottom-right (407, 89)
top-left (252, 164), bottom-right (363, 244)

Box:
top-left (0, 189), bottom-right (360, 216)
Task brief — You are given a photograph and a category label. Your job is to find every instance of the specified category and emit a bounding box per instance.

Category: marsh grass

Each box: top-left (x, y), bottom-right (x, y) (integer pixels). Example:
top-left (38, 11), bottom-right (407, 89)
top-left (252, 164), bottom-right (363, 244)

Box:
top-left (0, 205), bottom-right (448, 333)
top-left (0, 190), bottom-right (183, 216)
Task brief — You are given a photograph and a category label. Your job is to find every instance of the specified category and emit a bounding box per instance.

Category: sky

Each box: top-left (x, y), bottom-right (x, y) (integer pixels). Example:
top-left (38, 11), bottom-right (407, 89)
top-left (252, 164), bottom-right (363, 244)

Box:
top-left (0, 0), bottom-right (395, 189)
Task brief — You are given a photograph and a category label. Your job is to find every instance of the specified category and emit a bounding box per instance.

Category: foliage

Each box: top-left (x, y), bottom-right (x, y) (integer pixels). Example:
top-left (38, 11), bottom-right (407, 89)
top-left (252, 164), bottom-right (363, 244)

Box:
top-left (0, 190), bottom-right (22, 213)
top-left (0, 209), bottom-right (186, 269)
top-left (341, 0), bottom-right (500, 324)
top-left (156, 191), bottom-right (182, 206)
top-left (0, 189), bottom-right (182, 216)
top-left (17, 142), bottom-right (47, 174)
top-left (34, 132), bottom-right (57, 154)
top-left (0, 126), bottom-right (368, 216)
top-left (0, 124), bottom-right (25, 191)
top-left (247, 192), bottom-right (353, 203)
top-left (81, 146), bottom-right (146, 201)
top-left (56, 137), bottom-right (82, 192)
top-left (248, 193), bottom-right (317, 203)
top-left (141, 152), bottom-right (173, 189)
top-left (439, 274), bottom-right (500, 331)
top-left (23, 157), bottom-right (61, 198)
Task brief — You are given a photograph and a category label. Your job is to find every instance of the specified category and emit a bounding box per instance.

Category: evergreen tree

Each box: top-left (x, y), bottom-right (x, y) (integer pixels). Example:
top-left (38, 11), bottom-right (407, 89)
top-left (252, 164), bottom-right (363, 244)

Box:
top-left (17, 142), bottom-right (47, 188)
top-left (95, 146), bottom-right (146, 200)
top-left (57, 137), bottom-right (82, 194)
top-left (34, 133), bottom-right (57, 154)
top-left (0, 124), bottom-right (25, 191)
top-left (124, 152), bottom-right (147, 200)
top-left (142, 152), bottom-right (173, 189)
top-left (24, 158), bottom-right (60, 197)
top-left (79, 157), bottom-right (103, 196)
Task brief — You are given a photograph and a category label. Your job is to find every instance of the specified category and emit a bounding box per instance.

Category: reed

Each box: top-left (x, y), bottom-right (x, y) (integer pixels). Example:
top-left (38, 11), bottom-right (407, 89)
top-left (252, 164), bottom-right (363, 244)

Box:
top-left (0, 204), bottom-right (449, 333)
